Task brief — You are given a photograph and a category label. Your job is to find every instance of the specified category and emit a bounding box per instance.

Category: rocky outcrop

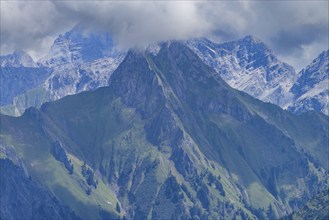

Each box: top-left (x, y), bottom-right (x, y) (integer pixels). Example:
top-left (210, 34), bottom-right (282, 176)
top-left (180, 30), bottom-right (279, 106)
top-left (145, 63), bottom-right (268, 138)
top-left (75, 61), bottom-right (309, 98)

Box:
top-left (52, 141), bottom-right (74, 174)
top-left (81, 162), bottom-right (98, 195)
top-left (0, 159), bottom-right (78, 220)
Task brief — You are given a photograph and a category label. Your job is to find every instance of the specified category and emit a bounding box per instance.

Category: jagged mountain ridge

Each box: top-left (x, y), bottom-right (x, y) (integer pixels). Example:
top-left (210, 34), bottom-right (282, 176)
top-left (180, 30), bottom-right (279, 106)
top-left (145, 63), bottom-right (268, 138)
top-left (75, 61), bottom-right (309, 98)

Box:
top-left (0, 50), bottom-right (38, 68)
top-left (39, 24), bottom-right (121, 67)
top-left (185, 36), bottom-right (296, 108)
top-left (1, 27), bottom-right (328, 117)
top-left (185, 37), bottom-right (329, 115)
top-left (288, 50), bottom-right (329, 115)
top-left (39, 24), bottom-right (127, 100)
top-left (1, 43), bottom-right (328, 219)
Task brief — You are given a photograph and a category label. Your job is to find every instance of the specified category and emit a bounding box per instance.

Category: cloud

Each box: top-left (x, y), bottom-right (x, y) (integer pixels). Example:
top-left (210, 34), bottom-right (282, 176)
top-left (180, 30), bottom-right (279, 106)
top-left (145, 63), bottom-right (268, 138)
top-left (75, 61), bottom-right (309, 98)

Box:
top-left (0, 1), bottom-right (76, 58)
top-left (246, 1), bottom-right (328, 70)
top-left (51, 1), bottom-right (211, 49)
top-left (1, 0), bottom-right (328, 70)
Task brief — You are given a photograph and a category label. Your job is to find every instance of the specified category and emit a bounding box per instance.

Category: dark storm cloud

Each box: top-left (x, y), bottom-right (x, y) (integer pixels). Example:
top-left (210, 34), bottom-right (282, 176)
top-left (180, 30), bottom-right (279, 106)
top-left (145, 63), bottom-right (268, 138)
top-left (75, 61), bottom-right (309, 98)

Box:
top-left (1, 0), bottom-right (328, 70)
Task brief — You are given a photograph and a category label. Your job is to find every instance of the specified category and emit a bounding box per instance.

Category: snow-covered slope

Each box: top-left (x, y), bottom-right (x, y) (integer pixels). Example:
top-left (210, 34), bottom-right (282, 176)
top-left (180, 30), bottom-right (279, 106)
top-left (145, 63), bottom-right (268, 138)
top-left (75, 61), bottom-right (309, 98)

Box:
top-left (39, 24), bottom-right (122, 67)
top-left (288, 50), bottom-right (329, 115)
top-left (185, 36), bottom-right (296, 107)
top-left (39, 24), bottom-right (126, 100)
top-left (42, 55), bottom-right (126, 100)
top-left (1, 50), bottom-right (38, 68)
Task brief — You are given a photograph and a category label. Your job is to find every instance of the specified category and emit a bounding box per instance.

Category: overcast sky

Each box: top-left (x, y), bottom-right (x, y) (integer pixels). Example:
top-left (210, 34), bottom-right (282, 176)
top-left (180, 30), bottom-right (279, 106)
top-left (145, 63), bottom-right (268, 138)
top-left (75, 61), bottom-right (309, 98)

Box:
top-left (1, 0), bottom-right (328, 71)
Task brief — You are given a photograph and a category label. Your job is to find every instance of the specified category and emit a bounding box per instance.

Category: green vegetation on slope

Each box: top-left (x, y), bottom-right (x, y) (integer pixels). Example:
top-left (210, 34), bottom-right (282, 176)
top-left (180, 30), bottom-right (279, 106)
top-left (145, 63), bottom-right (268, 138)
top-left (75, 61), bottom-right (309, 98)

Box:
top-left (1, 43), bottom-right (328, 219)
top-left (284, 188), bottom-right (329, 220)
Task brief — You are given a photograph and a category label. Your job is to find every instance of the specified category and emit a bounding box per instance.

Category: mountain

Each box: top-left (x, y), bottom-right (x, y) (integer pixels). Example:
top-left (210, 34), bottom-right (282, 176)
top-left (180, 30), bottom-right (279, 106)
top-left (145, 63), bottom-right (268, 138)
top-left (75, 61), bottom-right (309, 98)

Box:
top-left (288, 50), bottom-right (329, 115)
top-left (0, 66), bottom-right (50, 107)
top-left (0, 50), bottom-right (38, 68)
top-left (185, 35), bottom-right (296, 108)
top-left (0, 51), bottom-right (51, 115)
top-left (1, 32), bottom-right (327, 118)
top-left (39, 24), bottom-right (122, 67)
top-left (39, 24), bottom-right (126, 100)
top-left (1, 43), bottom-right (328, 219)
top-left (185, 37), bottom-right (329, 116)
top-left (0, 25), bottom-right (126, 116)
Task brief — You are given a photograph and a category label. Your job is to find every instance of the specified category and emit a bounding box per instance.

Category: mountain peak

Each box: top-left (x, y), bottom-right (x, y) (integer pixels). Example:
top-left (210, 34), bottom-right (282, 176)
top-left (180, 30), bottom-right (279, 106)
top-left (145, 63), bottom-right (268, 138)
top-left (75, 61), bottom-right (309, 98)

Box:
top-left (39, 23), bottom-right (119, 67)
top-left (241, 35), bottom-right (262, 44)
top-left (217, 35), bottom-right (271, 55)
top-left (0, 50), bottom-right (37, 67)
top-left (12, 50), bottom-right (29, 56)
top-left (63, 23), bottom-right (92, 40)
top-left (185, 35), bottom-right (296, 107)
top-left (288, 49), bottom-right (329, 115)
top-left (237, 35), bottom-right (270, 52)
top-left (68, 22), bottom-right (86, 33)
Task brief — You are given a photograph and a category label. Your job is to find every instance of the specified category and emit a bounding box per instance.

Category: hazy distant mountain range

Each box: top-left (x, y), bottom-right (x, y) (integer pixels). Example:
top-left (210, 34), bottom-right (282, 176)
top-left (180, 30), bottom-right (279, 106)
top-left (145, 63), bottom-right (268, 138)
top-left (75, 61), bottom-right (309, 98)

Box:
top-left (0, 25), bottom-right (328, 116)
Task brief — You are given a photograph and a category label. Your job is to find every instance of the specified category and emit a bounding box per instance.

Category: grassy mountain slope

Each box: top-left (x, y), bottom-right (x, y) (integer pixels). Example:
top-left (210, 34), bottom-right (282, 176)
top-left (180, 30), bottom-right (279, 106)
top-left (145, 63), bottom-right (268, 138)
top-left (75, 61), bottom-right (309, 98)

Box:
top-left (1, 43), bottom-right (328, 219)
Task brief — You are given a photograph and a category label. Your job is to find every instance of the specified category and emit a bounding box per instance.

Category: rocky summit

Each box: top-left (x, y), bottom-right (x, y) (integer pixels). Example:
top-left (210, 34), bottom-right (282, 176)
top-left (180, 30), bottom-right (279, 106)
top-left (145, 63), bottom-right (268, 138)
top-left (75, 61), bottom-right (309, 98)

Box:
top-left (185, 36), bottom-right (297, 108)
